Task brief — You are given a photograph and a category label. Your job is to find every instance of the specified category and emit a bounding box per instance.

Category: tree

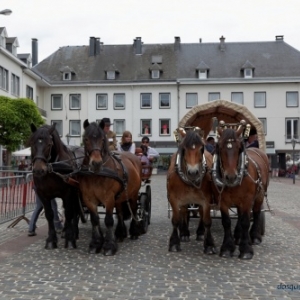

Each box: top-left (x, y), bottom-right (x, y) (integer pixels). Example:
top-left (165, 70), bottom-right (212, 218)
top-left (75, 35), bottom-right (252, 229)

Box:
top-left (0, 96), bottom-right (44, 166)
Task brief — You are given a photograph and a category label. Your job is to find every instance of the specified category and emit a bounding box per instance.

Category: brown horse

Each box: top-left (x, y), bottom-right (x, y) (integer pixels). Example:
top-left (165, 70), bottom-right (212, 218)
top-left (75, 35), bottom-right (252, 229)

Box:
top-left (212, 121), bottom-right (269, 259)
top-left (28, 124), bottom-right (84, 249)
top-left (78, 119), bottom-right (142, 255)
top-left (167, 127), bottom-right (217, 254)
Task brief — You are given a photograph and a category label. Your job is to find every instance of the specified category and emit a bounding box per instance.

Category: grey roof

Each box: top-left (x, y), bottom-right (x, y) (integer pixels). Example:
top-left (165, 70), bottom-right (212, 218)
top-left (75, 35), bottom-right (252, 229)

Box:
top-left (32, 39), bottom-right (300, 83)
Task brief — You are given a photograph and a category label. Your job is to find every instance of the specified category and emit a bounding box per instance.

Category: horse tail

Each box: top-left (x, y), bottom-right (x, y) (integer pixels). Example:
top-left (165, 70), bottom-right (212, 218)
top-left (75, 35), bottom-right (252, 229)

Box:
top-left (121, 201), bottom-right (132, 221)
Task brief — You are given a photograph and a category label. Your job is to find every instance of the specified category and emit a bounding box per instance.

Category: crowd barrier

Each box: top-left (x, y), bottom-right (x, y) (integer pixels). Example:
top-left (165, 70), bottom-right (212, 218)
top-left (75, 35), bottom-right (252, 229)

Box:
top-left (0, 170), bottom-right (36, 227)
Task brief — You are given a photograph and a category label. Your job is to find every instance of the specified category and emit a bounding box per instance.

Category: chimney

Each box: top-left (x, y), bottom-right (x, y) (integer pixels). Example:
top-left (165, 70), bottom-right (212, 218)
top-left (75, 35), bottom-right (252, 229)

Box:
top-left (174, 36), bottom-right (181, 50)
top-left (95, 38), bottom-right (100, 55)
top-left (199, 38), bottom-right (202, 43)
top-left (32, 38), bottom-right (38, 66)
top-left (89, 37), bottom-right (95, 56)
top-left (276, 35), bottom-right (284, 41)
top-left (134, 37), bottom-right (142, 55)
top-left (219, 35), bottom-right (225, 51)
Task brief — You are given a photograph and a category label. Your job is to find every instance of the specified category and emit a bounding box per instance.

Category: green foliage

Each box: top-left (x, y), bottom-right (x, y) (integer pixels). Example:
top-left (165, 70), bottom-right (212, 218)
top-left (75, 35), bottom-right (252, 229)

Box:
top-left (0, 96), bottom-right (44, 152)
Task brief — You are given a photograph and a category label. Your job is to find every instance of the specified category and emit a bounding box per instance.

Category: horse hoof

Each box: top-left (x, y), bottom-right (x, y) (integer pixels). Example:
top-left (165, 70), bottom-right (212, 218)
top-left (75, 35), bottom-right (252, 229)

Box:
top-left (196, 235), bottom-right (204, 241)
top-left (169, 244), bottom-right (181, 252)
top-left (65, 240), bottom-right (77, 249)
top-left (219, 250), bottom-right (233, 258)
top-left (130, 235), bottom-right (139, 240)
top-left (45, 242), bottom-right (57, 250)
top-left (180, 236), bottom-right (190, 242)
top-left (239, 252), bottom-right (253, 260)
top-left (252, 238), bottom-right (262, 245)
top-left (104, 249), bottom-right (116, 256)
top-left (89, 247), bottom-right (101, 254)
top-left (204, 246), bottom-right (217, 255)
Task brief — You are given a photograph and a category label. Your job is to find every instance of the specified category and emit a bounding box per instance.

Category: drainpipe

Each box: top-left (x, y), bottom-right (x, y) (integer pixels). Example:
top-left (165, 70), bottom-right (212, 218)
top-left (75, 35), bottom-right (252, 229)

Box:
top-left (177, 80), bottom-right (180, 126)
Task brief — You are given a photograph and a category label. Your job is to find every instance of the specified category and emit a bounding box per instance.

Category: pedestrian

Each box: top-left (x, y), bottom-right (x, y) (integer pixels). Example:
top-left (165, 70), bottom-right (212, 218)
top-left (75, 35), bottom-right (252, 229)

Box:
top-left (117, 131), bottom-right (136, 154)
top-left (28, 193), bottom-right (63, 236)
top-left (99, 118), bottom-right (117, 151)
top-left (141, 136), bottom-right (160, 163)
top-left (139, 144), bottom-right (151, 175)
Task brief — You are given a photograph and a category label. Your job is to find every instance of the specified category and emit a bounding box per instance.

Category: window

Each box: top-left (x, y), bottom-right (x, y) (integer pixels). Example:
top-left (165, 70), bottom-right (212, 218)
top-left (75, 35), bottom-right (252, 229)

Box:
top-left (254, 92), bottom-right (266, 108)
top-left (286, 92), bottom-right (298, 107)
top-left (70, 120), bottom-right (81, 136)
top-left (152, 70), bottom-right (160, 79)
top-left (186, 93), bottom-right (198, 108)
top-left (160, 119), bottom-right (170, 136)
top-left (141, 120), bottom-right (152, 135)
top-left (51, 120), bottom-right (63, 136)
top-left (70, 94), bottom-right (81, 110)
top-left (199, 70), bottom-right (207, 79)
top-left (26, 85), bottom-right (33, 100)
top-left (0, 66), bottom-right (8, 91)
top-left (63, 72), bottom-right (71, 80)
top-left (107, 71), bottom-right (115, 80)
top-left (141, 93), bottom-right (152, 108)
top-left (258, 118), bottom-right (267, 135)
top-left (96, 94), bottom-right (108, 109)
top-left (244, 69), bottom-right (253, 78)
top-left (231, 92), bottom-right (243, 104)
top-left (51, 94), bottom-right (63, 110)
top-left (159, 93), bottom-right (171, 108)
top-left (208, 92), bottom-right (220, 102)
top-left (11, 73), bottom-right (20, 96)
top-left (114, 119), bottom-right (125, 136)
top-left (114, 93), bottom-right (125, 109)
top-left (286, 118), bottom-right (299, 141)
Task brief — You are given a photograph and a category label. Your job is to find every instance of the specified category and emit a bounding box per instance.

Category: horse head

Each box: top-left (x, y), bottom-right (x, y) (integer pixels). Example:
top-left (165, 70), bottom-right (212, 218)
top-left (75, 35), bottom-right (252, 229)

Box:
top-left (83, 119), bottom-right (109, 172)
top-left (28, 123), bottom-right (56, 176)
top-left (215, 120), bottom-right (246, 185)
top-left (178, 127), bottom-right (206, 183)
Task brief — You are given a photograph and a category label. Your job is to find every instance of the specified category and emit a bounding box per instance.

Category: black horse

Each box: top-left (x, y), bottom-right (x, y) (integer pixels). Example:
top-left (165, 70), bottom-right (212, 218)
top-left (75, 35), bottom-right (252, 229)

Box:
top-left (28, 123), bottom-right (84, 249)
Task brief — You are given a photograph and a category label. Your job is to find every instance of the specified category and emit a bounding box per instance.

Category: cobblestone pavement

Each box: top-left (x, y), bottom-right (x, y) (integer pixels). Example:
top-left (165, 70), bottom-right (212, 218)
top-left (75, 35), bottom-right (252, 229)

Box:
top-left (0, 175), bottom-right (300, 300)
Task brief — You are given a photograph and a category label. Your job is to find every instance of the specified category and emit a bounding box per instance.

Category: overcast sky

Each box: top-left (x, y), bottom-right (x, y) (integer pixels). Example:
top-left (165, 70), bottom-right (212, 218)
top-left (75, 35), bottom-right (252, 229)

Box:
top-left (1, 0), bottom-right (300, 62)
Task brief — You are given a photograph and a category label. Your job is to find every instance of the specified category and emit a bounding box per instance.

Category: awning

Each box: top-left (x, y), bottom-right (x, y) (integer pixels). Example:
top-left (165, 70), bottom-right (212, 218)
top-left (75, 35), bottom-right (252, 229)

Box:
top-left (12, 147), bottom-right (31, 157)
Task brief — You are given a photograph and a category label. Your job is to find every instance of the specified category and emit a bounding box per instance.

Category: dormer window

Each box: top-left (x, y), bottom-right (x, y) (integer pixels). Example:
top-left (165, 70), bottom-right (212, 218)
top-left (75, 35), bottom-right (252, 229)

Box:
top-left (244, 68), bottom-right (253, 78)
top-left (60, 66), bottom-right (75, 81)
top-left (196, 61), bottom-right (209, 80)
top-left (152, 70), bottom-right (160, 79)
top-left (241, 60), bottom-right (255, 79)
top-left (63, 72), bottom-right (71, 80)
top-left (107, 71), bottom-right (116, 80)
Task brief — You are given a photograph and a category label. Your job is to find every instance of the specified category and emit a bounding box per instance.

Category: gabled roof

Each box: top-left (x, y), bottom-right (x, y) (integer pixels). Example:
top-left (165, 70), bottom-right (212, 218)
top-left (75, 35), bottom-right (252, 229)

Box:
top-left (241, 60), bottom-right (255, 70)
top-left (32, 38), bottom-right (300, 83)
top-left (196, 61), bottom-right (209, 70)
top-left (6, 37), bottom-right (19, 47)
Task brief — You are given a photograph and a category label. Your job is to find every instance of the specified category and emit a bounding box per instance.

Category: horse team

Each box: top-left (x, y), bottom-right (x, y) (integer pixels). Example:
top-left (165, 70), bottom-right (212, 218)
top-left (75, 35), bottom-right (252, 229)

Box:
top-left (28, 118), bottom-right (269, 259)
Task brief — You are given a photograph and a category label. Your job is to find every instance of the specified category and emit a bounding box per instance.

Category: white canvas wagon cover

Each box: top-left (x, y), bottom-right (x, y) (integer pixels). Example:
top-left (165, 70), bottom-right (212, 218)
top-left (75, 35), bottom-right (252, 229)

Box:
top-left (178, 99), bottom-right (266, 152)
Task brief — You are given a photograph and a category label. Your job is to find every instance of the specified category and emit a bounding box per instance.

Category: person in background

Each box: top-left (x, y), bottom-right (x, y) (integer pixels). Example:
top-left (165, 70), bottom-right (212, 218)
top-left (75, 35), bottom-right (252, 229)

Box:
top-left (28, 192), bottom-right (63, 236)
top-left (99, 118), bottom-right (117, 151)
top-left (205, 136), bottom-right (215, 154)
top-left (139, 144), bottom-right (151, 175)
top-left (117, 131), bottom-right (136, 154)
top-left (246, 129), bottom-right (259, 148)
top-left (141, 136), bottom-right (160, 163)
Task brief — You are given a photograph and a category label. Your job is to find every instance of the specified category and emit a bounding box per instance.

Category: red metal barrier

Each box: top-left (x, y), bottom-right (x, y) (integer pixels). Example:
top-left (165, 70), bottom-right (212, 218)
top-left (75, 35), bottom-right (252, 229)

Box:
top-left (0, 172), bottom-right (35, 227)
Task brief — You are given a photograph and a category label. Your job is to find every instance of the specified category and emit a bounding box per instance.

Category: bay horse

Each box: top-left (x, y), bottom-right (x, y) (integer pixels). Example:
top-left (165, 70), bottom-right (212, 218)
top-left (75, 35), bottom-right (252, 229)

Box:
top-left (78, 119), bottom-right (142, 256)
top-left (28, 124), bottom-right (84, 249)
top-left (212, 121), bottom-right (269, 259)
top-left (167, 127), bottom-right (217, 254)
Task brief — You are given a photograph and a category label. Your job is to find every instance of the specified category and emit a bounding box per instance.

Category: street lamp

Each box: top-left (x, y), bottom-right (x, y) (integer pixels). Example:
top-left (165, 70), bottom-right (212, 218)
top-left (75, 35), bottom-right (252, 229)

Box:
top-left (66, 134), bottom-right (70, 145)
top-left (0, 9), bottom-right (12, 15)
top-left (291, 138), bottom-right (298, 184)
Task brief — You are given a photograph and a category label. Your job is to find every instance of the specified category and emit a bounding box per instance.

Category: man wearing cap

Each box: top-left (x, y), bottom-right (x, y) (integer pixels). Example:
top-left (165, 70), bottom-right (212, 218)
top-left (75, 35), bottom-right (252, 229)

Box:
top-left (99, 118), bottom-right (117, 151)
top-left (246, 129), bottom-right (259, 148)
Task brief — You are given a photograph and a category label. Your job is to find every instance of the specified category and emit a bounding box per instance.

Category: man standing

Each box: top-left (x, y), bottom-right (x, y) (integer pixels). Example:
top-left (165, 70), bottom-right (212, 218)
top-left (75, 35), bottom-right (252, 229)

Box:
top-left (99, 118), bottom-right (117, 151)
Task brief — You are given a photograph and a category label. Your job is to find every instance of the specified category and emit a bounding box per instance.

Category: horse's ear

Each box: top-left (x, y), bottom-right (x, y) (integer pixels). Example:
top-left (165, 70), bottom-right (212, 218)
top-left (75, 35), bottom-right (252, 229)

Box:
top-left (49, 123), bottom-right (56, 135)
top-left (83, 119), bottom-right (90, 129)
top-left (30, 123), bottom-right (37, 133)
top-left (178, 127), bottom-right (186, 138)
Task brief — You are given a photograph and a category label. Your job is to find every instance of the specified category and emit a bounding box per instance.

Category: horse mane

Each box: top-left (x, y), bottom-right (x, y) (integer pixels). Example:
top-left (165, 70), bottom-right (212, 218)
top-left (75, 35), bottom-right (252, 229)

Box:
top-left (179, 130), bottom-right (203, 152)
top-left (83, 121), bottom-right (109, 156)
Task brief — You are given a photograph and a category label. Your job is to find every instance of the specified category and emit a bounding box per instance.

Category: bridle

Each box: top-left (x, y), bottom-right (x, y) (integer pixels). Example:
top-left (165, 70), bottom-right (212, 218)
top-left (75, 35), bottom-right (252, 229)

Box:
top-left (31, 138), bottom-right (53, 164)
